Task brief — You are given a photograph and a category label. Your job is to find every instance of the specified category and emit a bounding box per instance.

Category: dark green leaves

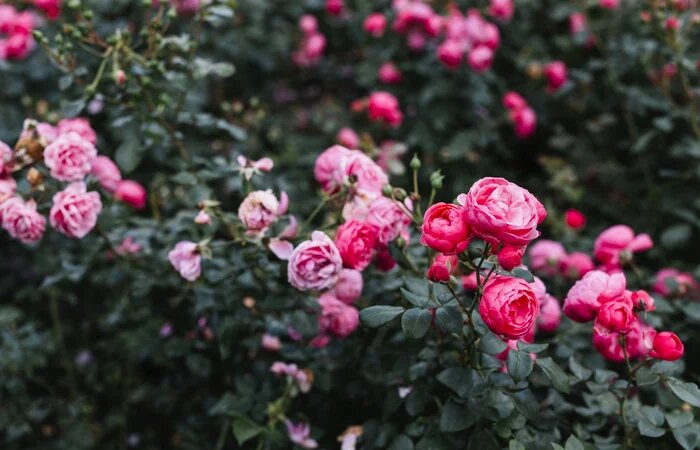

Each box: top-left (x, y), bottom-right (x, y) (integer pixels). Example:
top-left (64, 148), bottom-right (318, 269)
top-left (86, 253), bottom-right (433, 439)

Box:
top-left (360, 306), bottom-right (405, 328)
top-left (536, 358), bottom-right (570, 393)
top-left (232, 416), bottom-right (262, 446)
top-left (435, 305), bottom-right (462, 333)
top-left (439, 399), bottom-right (478, 432)
top-left (666, 377), bottom-right (700, 407)
top-left (478, 332), bottom-right (507, 355)
top-left (507, 350), bottom-right (533, 382)
top-left (402, 308), bottom-right (431, 339)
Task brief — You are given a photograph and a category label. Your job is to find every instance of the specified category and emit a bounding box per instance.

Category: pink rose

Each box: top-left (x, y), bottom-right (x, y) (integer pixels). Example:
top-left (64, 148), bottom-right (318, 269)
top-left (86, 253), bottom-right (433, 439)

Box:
top-left (336, 127), bottom-right (359, 149)
top-left (261, 333), bottom-right (281, 352)
top-left (285, 421), bottom-right (318, 450)
top-left (421, 202), bottom-right (470, 254)
top-left (564, 208), bottom-right (586, 229)
top-left (437, 39), bottom-right (463, 69)
top-left (325, 0), bottom-right (344, 16)
top-left (33, 0), bottom-right (61, 19)
top-left (318, 293), bottom-right (359, 338)
top-left (559, 251), bottom-right (594, 279)
top-left (364, 13), bottom-right (387, 38)
top-left (625, 289), bottom-right (655, 312)
top-left (299, 14), bottom-right (318, 34)
top-left (593, 318), bottom-right (654, 362)
top-left (462, 177), bottom-right (546, 248)
top-left (171, 0), bottom-right (200, 16)
top-left (335, 220), bottom-right (378, 271)
top-left (544, 61), bottom-right (567, 92)
top-left (467, 45), bottom-right (493, 73)
top-left (503, 92), bottom-right (526, 111)
top-left (599, 0), bottom-right (619, 9)
top-left (366, 196), bottom-right (413, 245)
top-left (479, 276), bottom-right (540, 340)
top-left (497, 245), bottom-right (526, 271)
top-left (462, 272), bottom-right (478, 291)
top-left (0, 140), bottom-right (13, 177)
top-left (593, 224), bottom-right (653, 271)
top-left (91, 155), bottom-right (122, 193)
top-left (537, 294), bottom-right (561, 333)
top-left (563, 270), bottom-right (626, 322)
top-left (489, 0), bottom-right (514, 22)
top-left (650, 331), bottom-right (684, 361)
top-left (50, 182), bottom-right (102, 238)
top-left (0, 197), bottom-right (45, 243)
top-left (56, 118), bottom-right (97, 145)
top-left (427, 260), bottom-right (451, 283)
top-left (528, 239), bottom-right (567, 276)
top-left (0, 177), bottom-right (17, 202)
top-left (367, 91), bottom-right (403, 127)
top-left (114, 180), bottom-right (147, 210)
top-left (594, 300), bottom-right (635, 335)
top-left (238, 189), bottom-right (287, 234)
top-left (288, 231), bottom-right (343, 291)
top-left (378, 62), bottom-right (403, 84)
top-left (512, 106), bottom-right (537, 138)
top-left (653, 268), bottom-right (698, 297)
top-left (168, 241), bottom-right (201, 281)
top-left (329, 268), bottom-right (363, 304)
top-left (346, 152), bottom-right (389, 195)
top-left (569, 12), bottom-right (586, 35)
top-left (314, 145), bottom-right (355, 193)
top-left (43, 132), bottom-right (97, 182)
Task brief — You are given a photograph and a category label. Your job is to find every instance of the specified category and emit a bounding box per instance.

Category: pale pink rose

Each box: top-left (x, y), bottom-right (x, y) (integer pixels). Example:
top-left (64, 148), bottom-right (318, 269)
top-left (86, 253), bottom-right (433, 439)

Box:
top-left (0, 197), bottom-right (45, 243)
top-left (115, 236), bottom-right (141, 256)
top-left (378, 62), bottom-right (403, 84)
top-left (593, 224), bottom-right (653, 271)
top-left (288, 231), bottom-right (343, 291)
top-left (480, 276), bottom-right (540, 340)
top-left (467, 45), bottom-right (494, 72)
top-left (336, 127), bottom-right (359, 149)
top-left (559, 251), bottom-right (594, 279)
top-left (236, 155), bottom-right (274, 180)
top-left (56, 118), bottom-right (97, 145)
top-left (328, 268), bottom-right (363, 304)
top-left (489, 0), bottom-right (514, 22)
top-left (538, 294), bottom-right (561, 333)
top-left (364, 13), bottom-right (387, 37)
top-left (366, 196), bottom-right (413, 245)
top-left (314, 145), bottom-right (355, 193)
top-left (318, 293), bottom-right (360, 338)
top-left (114, 180), bottom-right (147, 210)
top-left (238, 189), bottom-right (286, 234)
top-left (462, 177), bottom-right (546, 248)
top-left (528, 240), bottom-right (567, 276)
top-left (346, 152), bottom-right (389, 195)
top-left (299, 14), bottom-right (318, 35)
top-left (194, 210), bottom-right (211, 225)
top-left (569, 12), bottom-right (586, 35)
top-left (35, 122), bottom-right (58, 144)
top-left (0, 177), bottom-right (17, 202)
top-left (49, 182), bottom-right (102, 238)
top-left (563, 270), bottom-right (626, 322)
top-left (653, 268), bottom-right (698, 297)
top-left (43, 132), bottom-right (97, 182)
top-left (285, 421), bottom-right (318, 449)
top-left (90, 155), bottom-right (122, 193)
top-left (261, 333), bottom-right (281, 351)
top-left (168, 240), bottom-right (201, 281)
top-left (0, 140), bottom-right (13, 176)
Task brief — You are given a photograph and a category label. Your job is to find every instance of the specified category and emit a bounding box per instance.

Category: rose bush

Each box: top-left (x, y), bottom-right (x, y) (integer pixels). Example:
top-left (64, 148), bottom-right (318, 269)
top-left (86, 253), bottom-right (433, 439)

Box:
top-left (1, 1), bottom-right (700, 449)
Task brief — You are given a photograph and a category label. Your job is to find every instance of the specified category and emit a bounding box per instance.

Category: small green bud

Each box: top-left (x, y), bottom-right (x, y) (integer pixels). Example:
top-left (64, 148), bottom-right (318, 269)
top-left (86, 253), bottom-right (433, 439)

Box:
top-left (392, 188), bottom-right (408, 201)
top-left (430, 170), bottom-right (444, 190)
top-left (410, 154), bottom-right (421, 170)
top-left (381, 184), bottom-right (393, 197)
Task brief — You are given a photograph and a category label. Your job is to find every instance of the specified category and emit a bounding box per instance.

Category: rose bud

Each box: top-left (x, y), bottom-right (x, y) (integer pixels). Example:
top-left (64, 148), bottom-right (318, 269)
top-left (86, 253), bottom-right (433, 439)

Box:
top-left (564, 208), bottom-right (586, 229)
top-left (114, 179), bottom-right (147, 210)
top-left (421, 202), bottom-right (470, 254)
top-left (595, 300), bottom-right (635, 335)
top-left (427, 261), bottom-right (451, 283)
top-left (497, 245), bottom-right (525, 271)
top-left (650, 331), bottom-right (684, 361)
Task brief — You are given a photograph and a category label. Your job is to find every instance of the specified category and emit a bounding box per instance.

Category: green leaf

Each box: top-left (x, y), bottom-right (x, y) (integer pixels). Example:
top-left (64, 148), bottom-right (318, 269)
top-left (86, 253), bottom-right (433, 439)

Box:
top-left (635, 367), bottom-right (660, 386)
top-left (402, 308), bottom-right (431, 339)
top-left (666, 377), bottom-right (700, 407)
top-left (509, 440), bottom-right (526, 450)
top-left (439, 399), bottom-right (478, 432)
top-left (388, 435), bottom-right (414, 450)
top-left (564, 436), bottom-right (584, 450)
top-left (666, 411), bottom-right (694, 429)
top-left (661, 223), bottom-right (692, 249)
top-left (435, 305), bottom-right (463, 333)
top-left (518, 342), bottom-right (549, 353)
top-left (507, 350), bottom-right (533, 382)
top-left (637, 418), bottom-right (665, 438)
top-left (568, 356), bottom-right (592, 380)
top-left (478, 332), bottom-right (507, 355)
top-left (536, 358), bottom-right (570, 393)
top-left (511, 266), bottom-right (534, 283)
top-left (510, 390), bottom-right (538, 421)
top-left (641, 406), bottom-right (665, 426)
top-left (673, 425), bottom-right (700, 450)
top-left (436, 367), bottom-right (486, 397)
top-left (232, 416), bottom-right (262, 446)
top-left (401, 287), bottom-right (430, 308)
top-left (360, 305), bottom-right (405, 328)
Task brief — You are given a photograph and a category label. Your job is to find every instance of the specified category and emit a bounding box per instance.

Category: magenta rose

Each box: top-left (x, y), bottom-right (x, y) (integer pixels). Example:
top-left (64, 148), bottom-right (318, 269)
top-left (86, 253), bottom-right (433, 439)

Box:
top-left (528, 239), bottom-right (567, 276)
top-left (0, 197), bottom-right (45, 243)
top-left (559, 251), bottom-right (594, 280)
top-left (367, 91), bottom-right (403, 128)
top-left (366, 196), bottom-right (413, 245)
top-left (421, 202), bottom-right (470, 254)
top-left (313, 145), bottom-right (355, 193)
top-left (334, 220), bottom-right (378, 271)
top-left (238, 189), bottom-right (287, 234)
top-left (328, 268), bottom-right (363, 304)
top-left (594, 300), bottom-right (635, 335)
top-left (563, 270), bottom-right (626, 322)
top-left (489, 0), bottom-right (514, 21)
top-left (479, 276), bottom-right (540, 340)
top-left (114, 180), bottom-right (147, 210)
top-left (288, 231), bottom-right (343, 291)
top-left (462, 177), bottom-right (546, 248)
top-left (650, 331), bottom-right (684, 361)
top-left (363, 12), bottom-right (387, 37)
top-left (593, 318), bottom-right (654, 362)
top-left (318, 293), bottom-right (359, 338)
top-left (49, 182), bottom-right (102, 238)
top-left (91, 155), bottom-right (122, 193)
top-left (43, 132), bottom-right (97, 182)
top-left (56, 117), bottom-right (97, 145)
top-left (168, 240), bottom-right (202, 282)
top-left (544, 61), bottom-right (567, 92)
top-left (593, 224), bottom-right (653, 271)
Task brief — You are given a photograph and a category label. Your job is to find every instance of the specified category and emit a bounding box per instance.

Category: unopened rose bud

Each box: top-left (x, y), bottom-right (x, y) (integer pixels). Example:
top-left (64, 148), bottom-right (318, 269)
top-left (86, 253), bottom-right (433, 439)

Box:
top-left (382, 184), bottom-right (393, 196)
top-left (410, 154), bottom-right (421, 170)
top-left (430, 170), bottom-right (444, 189)
top-left (392, 187), bottom-right (407, 201)
top-left (115, 69), bottom-right (127, 86)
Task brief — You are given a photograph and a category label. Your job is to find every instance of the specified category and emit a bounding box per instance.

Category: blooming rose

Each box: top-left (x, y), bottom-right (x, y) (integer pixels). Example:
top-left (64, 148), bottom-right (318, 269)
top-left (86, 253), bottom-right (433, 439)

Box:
top-left (56, 118), bottom-right (97, 145)
top-left (650, 331), bottom-right (684, 361)
top-left (544, 61), bottom-right (567, 92)
top-left (559, 251), bottom-right (594, 279)
top-left (594, 225), bottom-right (653, 271)
top-left (378, 62), bottom-right (403, 84)
top-left (462, 177), bottom-right (546, 248)
top-left (0, 197), bottom-right (45, 243)
top-left (43, 132), bottom-right (97, 182)
top-left (538, 294), bottom-right (561, 333)
top-left (314, 145), bottom-right (355, 193)
top-left (594, 300), bottom-right (635, 335)
top-left (238, 189), bottom-right (287, 234)
top-left (363, 12), bottom-right (387, 37)
top-left (528, 240), bottom-right (567, 276)
top-left (489, 0), bottom-right (514, 21)
top-left (0, 140), bottom-right (13, 176)
top-left (346, 152), bottom-right (389, 195)
top-left (288, 231), bottom-right (343, 291)
top-left (334, 220), bottom-right (378, 271)
top-left (50, 182), bottom-right (102, 238)
top-left (512, 106), bottom-right (537, 138)
top-left (437, 39), bottom-right (463, 69)
top-left (366, 196), bottom-right (413, 245)
top-left (336, 127), bottom-right (359, 149)
top-left (564, 208), bottom-right (586, 229)
top-left (467, 45), bottom-right (494, 72)
top-left (479, 276), bottom-right (540, 340)
top-left (653, 268), bottom-right (698, 297)
top-left (421, 202), bottom-right (470, 254)
top-left (497, 245), bottom-right (526, 271)
top-left (114, 180), bottom-right (147, 210)
top-left (90, 155), bottom-right (122, 193)
top-left (593, 318), bottom-right (654, 362)
top-left (367, 91), bottom-right (403, 127)
top-left (168, 241), bottom-right (202, 281)
top-left (0, 177), bottom-right (17, 202)
top-left (563, 270), bottom-right (626, 322)
top-left (318, 293), bottom-right (359, 338)
top-left (329, 268), bottom-right (363, 304)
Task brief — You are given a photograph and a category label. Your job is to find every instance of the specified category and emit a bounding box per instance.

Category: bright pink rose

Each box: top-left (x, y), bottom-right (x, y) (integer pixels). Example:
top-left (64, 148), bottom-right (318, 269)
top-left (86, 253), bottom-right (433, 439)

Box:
top-left (544, 61), bottom-right (568, 92)
top-left (346, 152), bottom-right (389, 195)
top-left (569, 12), bottom-right (586, 35)
top-left (594, 300), bottom-right (635, 335)
top-left (528, 239), bottom-right (567, 276)
top-left (364, 13), bottom-right (387, 37)
top-left (1, 31), bottom-right (34, 61)
top-left (0, 177), bottom-right (17, 202)
top-left (563, 270), bottom-right (626, 322)
top-left (511, 106), bottom-right (537, 138)
top-left (168, 241), bottom-right (201, 281)
top-left (421, 202), bottom-right (470, 254)
top-left (497, 245), bottom-right (525, 271)
top-left (564, 208), bottom-right (586, 229)
top-left (33, 0), bottom-right (61, 19)
top-left (378, 62), bottom-right (403, 84)
top-left (593, 318), bottom-right (654, 362)
top-left (462, 272), bottom-right (478, 291)
top-left (335, 220), bottom-right (378, 271)
top-left (114, 180), bottom-right (147, 210)
top-left (503, 92), bottom-right (526, 111)
top-left (467, 45), bottom-right (493, 73)
top-left (367, 91), bottom-right (403, 127)
top-left (653, 268), bottom-right (698, 297)
top-left (559, 252), bottom-right (594, 279)
top-left (480, 276), bottom-right (540, 340)
top-left (49, 182), bottom-right (102, 238)
top-left (593, 225), bottom-right (653, 271)
top-left (90, 155), bottom-right (122, 193)
top-left (43, 132), bottom-right (97, 182)
top-left (366, 196), bottom-right (413, 245)
top-left (288, 231), bottom-right (343, 291)
top-left (314, 145), bottom-right (355, 193)
top-left (238, 189), bottom-right (286, 234)
top-left (650, 331), bottom-right (684, 361)
top-left (56, 118), bottom-right (97, 145)
top-left (537, 294), bottom-right (561, 333)
top-left (599, 0), bottom-right (619, 9)
top-left (325, 0), bottom-right (344, 16)
top-left (336, 127), bottom-right (359, 149)
top-left (0, 197), bottom-right (45, 243)
top-left (318, 293), bottom-right (359, 338)
top-left (624, 289), bottom-right (655, 312)
top-left (0, 140), bottom-right (13, 176)
top-left (299, 14), bottom-right (318, 35)
top-left (489, 0), bottom-right (514, 22)
top-left (329, 268), bottom-right (363, 304)
top-left (427, 260), bottom-right (451, 283)
top-left (462, 177), bottom-right (546, 248)
top-left (437, 39), bottom-right (463, 69)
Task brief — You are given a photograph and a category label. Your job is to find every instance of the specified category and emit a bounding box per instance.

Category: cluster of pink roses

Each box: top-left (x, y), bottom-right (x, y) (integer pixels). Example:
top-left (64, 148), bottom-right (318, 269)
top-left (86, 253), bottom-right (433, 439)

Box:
top-left (528, 240), bottom-right (594, 280)
top-left (293, 14), bottom-right (326, 68)
top-left (502, 91), bottom-right (537, 139)
top-left (437, 6), bottom-right (501, 72)
top-left (0, 4), bottom-right (35, 61)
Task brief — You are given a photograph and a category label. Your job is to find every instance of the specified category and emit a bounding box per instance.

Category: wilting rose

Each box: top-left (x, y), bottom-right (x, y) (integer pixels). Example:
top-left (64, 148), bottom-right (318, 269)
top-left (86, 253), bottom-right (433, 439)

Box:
top-left (479, 276), bottom-right (540, 340)
top-left (168, 241), bottom-right (201, 281)
top-left (49, 182), bottom-right (102, 238)
top-left (288, 231), bottom-right (343, 291)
